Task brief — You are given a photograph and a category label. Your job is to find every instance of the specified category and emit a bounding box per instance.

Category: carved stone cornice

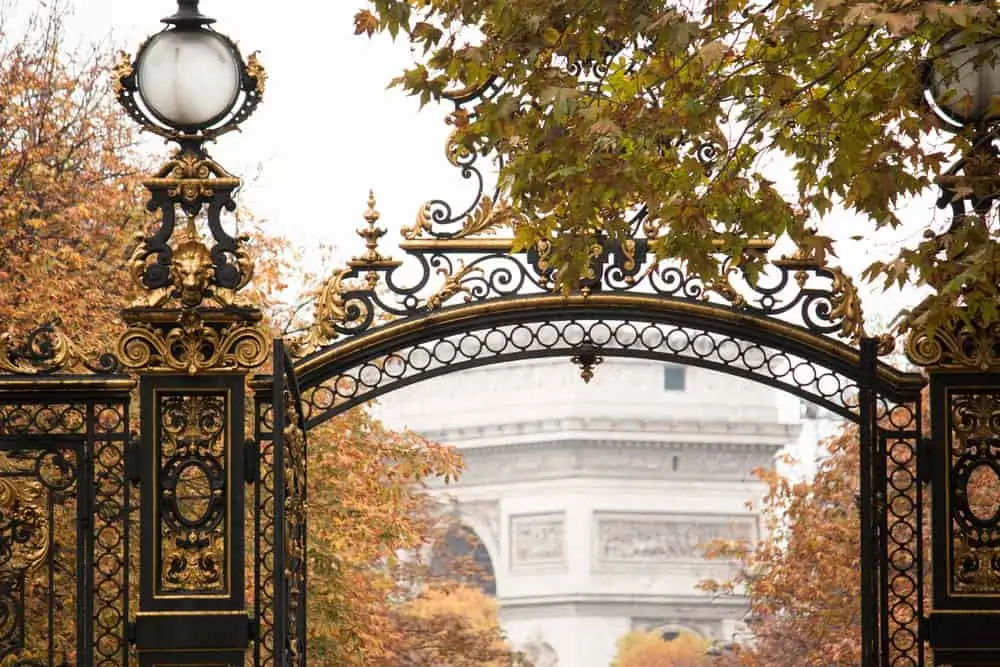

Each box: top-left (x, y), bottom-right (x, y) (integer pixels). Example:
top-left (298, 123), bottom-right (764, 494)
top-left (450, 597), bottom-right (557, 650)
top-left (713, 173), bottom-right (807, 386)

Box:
top-left (434, 439), bottom-right (784, 486)
top-left (414, 416), bottom-right (800, 447)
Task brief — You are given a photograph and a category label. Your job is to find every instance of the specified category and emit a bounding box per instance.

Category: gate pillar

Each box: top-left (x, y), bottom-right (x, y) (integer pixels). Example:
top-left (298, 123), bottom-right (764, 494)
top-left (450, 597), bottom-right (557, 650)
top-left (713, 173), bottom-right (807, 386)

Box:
top-left (909, 318), bottom-right (1000, 665)
top-left (111, 3), bottom-right (268, 662)
top-left (134, 370), bottom-right (252, 666)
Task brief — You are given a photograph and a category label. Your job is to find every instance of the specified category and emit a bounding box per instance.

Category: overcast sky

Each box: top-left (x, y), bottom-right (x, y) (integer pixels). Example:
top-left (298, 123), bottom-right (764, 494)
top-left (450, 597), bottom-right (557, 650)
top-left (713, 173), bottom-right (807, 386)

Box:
top-left (57, 0), bottom-right (943, 335)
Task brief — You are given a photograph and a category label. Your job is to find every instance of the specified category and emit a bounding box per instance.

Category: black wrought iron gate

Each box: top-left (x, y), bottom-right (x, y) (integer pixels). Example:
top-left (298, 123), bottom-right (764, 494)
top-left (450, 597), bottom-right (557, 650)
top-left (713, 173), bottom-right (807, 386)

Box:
top-left (253, 341), bottom-right (308, 667)
top-left (0, 377), bottom-right (132, 667)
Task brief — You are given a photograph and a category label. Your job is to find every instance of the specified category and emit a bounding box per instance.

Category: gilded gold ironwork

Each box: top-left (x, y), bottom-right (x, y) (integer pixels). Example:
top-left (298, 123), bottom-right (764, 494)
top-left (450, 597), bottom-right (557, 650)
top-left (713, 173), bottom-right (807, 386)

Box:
top-left (426, 261), bottom-right (483, 310)
top-left (905, 312), bottom-right (1000, 370)
top-left (947, 392), bottom-right (1000, 594)
top-left (158, 393), bottom-right (227, 593)
top-left (349, 191), bottom-right (398, 268)
top-left (0, 479), bottom-right (48, 573)
top-left (570, 345), bottom-right (603, 384)
top-left (280, 390), bottom-right (306, 665)
top-left (112, 50), bottom-right (132, 96)
top-left (0, 320), bottom-right (117, 375)
top-left (144, 149), bottom-right (241, 203)
top-left (403, 195), bottom-right (521, 241)
top-left (246, 51), bottom-right (267, 96)
top-left (117, 310), bottom-right (267, 374)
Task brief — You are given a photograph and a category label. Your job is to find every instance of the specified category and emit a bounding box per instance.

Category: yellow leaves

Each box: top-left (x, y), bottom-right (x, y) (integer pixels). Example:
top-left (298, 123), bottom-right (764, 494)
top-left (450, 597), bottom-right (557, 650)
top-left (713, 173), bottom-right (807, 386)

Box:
top-left (612, 630), bottom-right (713, 667)
top-left (542, 27), bottom-right (561, 46)
top-left (353, 9), bottom-right (380, 37)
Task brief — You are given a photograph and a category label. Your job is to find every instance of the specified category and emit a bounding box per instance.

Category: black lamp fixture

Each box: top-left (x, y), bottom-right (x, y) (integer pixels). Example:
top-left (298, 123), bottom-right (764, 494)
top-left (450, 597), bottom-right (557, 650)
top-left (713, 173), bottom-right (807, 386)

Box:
top-left (115, 0), bottom-right (265, 142)
top-left (923, 31), bottom-right (1000, 218)
top-left (926, 33), bottom-right (1000, 128)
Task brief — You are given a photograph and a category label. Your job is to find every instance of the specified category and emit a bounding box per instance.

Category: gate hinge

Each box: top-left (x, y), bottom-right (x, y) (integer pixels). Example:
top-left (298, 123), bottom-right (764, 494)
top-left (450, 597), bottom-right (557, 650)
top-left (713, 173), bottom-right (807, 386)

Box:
top-left (919, 614), bottom-right (931, 640)
top-left (126, 620), bottom-right (136, 644)
top-left (244, 438), bottom-right (259, 484)
top-left (248, 615), bottom-right (258, 641)
top-left (918, 437), bottom-right (932, 485)
top-left (125, 437), bottom-right (141, 485)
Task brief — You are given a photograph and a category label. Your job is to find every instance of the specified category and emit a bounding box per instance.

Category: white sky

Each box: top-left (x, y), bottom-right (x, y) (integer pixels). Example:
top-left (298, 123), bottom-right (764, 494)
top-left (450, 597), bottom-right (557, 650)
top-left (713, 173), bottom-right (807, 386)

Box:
top-left (57, 0), bottom-right (944, 335)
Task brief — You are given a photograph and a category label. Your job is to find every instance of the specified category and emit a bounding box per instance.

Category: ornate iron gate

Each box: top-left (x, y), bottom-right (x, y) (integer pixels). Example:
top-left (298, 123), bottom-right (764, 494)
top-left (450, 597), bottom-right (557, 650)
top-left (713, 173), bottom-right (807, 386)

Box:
top-left (252, 342), bottom-right (308, 667)
top-left (0, 371), bottom-right (133, 667)
top-left (6, 2), bottom-right (1000, 664)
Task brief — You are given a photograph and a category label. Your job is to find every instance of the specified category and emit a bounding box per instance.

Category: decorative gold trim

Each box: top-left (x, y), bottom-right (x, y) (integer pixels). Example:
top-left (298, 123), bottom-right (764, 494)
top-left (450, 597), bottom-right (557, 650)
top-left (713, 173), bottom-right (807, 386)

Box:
top-left (426, 261), bottom-right (483, 310)
top-left (906, 314), bottom-right (1000, 370)
top-left (117, 310), bottom-right (267, 374)
top-left (0, 478), bottom-right (48, 572)
top-left (143, 150), bottom-right (240, 203)
top-left (0, 321), bottom-right (114, 375)
top-left (246, 51), bottom-right (267, 96)
top-left (112, 50), bottom-right (133, 96)
top-left (349, 190), bottom-right (399, 269)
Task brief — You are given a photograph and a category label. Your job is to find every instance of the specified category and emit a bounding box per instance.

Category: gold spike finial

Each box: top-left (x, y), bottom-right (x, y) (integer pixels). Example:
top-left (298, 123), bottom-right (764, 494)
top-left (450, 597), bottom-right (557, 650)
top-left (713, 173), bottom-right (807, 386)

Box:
top-left (350, 189), bottom-right (400, 279)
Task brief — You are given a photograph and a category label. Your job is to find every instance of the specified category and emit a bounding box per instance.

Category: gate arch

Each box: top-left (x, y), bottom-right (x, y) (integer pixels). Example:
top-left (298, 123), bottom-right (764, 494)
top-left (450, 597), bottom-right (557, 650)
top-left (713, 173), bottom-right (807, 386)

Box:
top-left (249, 186), bottom-right (925, 667)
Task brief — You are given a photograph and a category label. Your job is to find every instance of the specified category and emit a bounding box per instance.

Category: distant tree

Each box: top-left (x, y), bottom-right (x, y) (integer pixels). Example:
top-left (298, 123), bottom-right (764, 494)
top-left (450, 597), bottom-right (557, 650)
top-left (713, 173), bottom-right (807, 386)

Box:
top-left (612, 630), bottom-right (714, 667)
top-left (384, 584), bottom-right (526, 667)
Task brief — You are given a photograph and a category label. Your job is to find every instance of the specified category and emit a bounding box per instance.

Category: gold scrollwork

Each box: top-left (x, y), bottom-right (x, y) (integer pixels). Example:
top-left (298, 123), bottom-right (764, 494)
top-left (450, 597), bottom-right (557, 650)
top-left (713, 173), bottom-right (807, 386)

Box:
top-left (158, 393), bottom-right (226, 593)
top-left (948, 393), bottom-right (1000, 593)
top-left (906, 315), bottom-right (1000, 370)
top-left (117, 311), bottom-right (268, 374)
top-left (162, 532), bottom-right (224, 591)
top-left (403, 195), bottom-right (522, 241)
top-left (0, 478), bottom-right (48, 573)
top-left (426, 261), bottom-right (484, 310)
top-left (0, 321), bottom-right (109, 375)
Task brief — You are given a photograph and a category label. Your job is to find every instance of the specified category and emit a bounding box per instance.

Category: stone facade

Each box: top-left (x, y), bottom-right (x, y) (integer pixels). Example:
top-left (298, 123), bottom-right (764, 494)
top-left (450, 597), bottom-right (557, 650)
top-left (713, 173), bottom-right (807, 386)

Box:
top-left (375, 357), bottom-right (800, 667)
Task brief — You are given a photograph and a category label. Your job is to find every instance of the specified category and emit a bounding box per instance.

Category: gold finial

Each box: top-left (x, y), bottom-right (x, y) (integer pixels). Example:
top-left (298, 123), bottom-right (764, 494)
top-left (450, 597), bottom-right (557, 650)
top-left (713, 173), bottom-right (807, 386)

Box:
top-left (351, 189), bottom-right (396, 269)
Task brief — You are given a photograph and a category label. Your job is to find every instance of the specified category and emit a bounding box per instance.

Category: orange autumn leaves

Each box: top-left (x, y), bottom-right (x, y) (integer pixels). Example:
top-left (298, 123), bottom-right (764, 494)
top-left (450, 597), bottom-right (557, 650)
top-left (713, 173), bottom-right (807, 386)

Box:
top-left (304, 408), bottom-right (521, 665)
top-left (0, 2), bottom-right (145, 339)
top-left (612, 631), bottom-right (723, 667)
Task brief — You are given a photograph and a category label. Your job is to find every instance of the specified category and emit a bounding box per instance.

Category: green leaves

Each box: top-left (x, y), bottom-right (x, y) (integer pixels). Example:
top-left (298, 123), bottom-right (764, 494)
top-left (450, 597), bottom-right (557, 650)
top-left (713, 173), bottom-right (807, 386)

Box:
top-left (362, 0), bottom-right (1000, 333)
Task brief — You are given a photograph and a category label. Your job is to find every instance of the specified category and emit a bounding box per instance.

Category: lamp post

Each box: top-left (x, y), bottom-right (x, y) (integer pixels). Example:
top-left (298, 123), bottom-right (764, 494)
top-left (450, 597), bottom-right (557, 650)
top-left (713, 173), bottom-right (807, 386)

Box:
top-left (917, 31), bottom-right (1000, 667)
top-left (114, 2), bottom-right (266, 665)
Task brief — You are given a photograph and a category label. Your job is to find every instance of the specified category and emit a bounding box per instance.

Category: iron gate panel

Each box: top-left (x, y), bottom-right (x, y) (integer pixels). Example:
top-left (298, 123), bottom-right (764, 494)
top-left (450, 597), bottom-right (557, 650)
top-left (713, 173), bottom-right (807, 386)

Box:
top-left (0, 385), bottom-right (132, 667)
top-left (254, 342), bottom-right (307, 667)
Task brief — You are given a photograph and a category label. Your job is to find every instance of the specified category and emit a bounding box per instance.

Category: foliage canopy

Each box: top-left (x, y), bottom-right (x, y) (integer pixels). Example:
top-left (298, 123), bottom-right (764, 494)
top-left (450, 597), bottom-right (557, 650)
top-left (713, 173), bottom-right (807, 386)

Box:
top-left (358, 0), bottom-right (1000, 334)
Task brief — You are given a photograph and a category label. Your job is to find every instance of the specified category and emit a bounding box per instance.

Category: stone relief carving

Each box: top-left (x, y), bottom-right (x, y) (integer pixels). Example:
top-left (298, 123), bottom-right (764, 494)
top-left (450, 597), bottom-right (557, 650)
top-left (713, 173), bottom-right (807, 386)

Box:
top-left (596, 513), bottom-right (756, 563)
top-left (510, 513), bottom-right (565, 566)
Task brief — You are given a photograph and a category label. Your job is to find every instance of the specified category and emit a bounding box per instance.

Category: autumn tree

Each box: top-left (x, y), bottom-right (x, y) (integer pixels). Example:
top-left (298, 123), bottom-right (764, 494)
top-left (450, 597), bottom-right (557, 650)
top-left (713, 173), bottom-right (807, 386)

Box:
top-left (0, 0), bottom-right (145, 338)
top-left (357, 0), bottom-right (997, 334)
top-left (305, 407), bottom-right (522, 666)
top-left (612, 630), bottom-right (717, 667)
top-left (385, 584), bottom-right (526, 667)
top-left (700, 425), bottom-right (866, 666)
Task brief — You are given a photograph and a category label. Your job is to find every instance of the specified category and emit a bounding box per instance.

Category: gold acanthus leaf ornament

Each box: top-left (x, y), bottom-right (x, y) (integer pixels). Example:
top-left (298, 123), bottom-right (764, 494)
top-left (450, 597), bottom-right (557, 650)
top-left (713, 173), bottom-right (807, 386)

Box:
top-left (904, 312), bottom-right (1000, 370)
top-left (426, 261), bottom-right (484, 310)
top-left (403, 195), bottom-right (522, 241)
top-left (117, 310), bottom-right (268, 375)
